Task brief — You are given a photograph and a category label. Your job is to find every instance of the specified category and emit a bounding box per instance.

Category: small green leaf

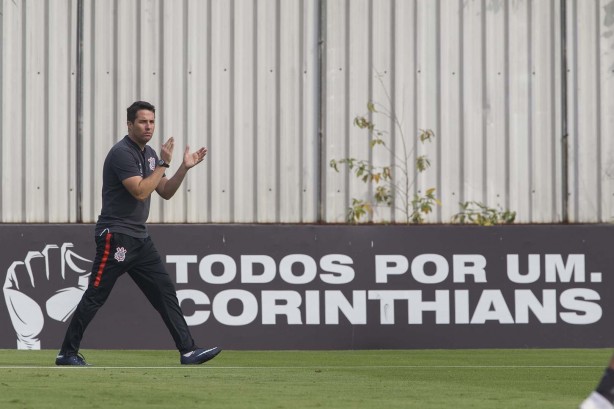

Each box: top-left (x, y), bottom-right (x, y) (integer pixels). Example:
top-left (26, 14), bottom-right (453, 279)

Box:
top-left (354, 116), bottom-right (371, 129)
top-left (419, 129), bottom-right (435, 143)
top-left (416, 156), bottom-right (431, 172)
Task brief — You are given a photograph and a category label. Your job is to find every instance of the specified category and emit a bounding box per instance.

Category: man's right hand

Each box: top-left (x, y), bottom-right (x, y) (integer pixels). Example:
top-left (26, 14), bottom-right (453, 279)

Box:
top-left (123, 136), bottom-right (176, 201)
top-left (160, 137), bottom-right (174, 164)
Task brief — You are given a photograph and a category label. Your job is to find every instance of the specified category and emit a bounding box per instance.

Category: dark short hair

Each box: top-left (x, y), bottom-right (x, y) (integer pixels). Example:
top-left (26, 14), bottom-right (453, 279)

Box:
top-left (127, 101), bottom-right (155, 123)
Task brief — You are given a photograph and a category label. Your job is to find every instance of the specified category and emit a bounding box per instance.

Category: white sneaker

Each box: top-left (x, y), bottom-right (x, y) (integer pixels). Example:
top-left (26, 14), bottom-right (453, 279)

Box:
top-left (580, 392), bottom-right (614, 409)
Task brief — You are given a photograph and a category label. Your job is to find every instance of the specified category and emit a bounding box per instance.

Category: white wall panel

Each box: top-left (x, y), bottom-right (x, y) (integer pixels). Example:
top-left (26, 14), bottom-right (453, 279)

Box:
top-left (301, 0), bottom-right (320, 222)
top-left (393, 0), bottom-right (418, 223)
top-left (322, 0), bottom-right (347, 222)
top-left (1, 0), bottom-right (612, 224)
top-left (567, 0), bottom-right (612, 222)
top-left (82, 0), bottom-right (117, 223)
top-left (462, 0), bottom-right (487, 207)
top-left (47, 0), bottom-right (78, 223)
top-left (137, 0), bottom-right (164, 222)
top-left (159, 0), bottom-right (189, 223)
top-left (323, 0), bottom-right (565, 223)
top-left (209, 0), bottom-right (233, 223)
top-left (279, 0), bottom-right (302, 222)
top-left (483, 0), bottom-right (507, 216)
top-left (440, 0), bottom-right (462, 222)
top-left (347, 0), bottom-right (372, 221)
top-left (23, 1), bottom-right (46, 222)
top-left (78, 0), bottom-right (319, 224)
top-left (186, 0), bottom-right (212, 223)
top-left (370, 0), bottom-right (394, 223)
top-left (1, 0), bottom-right (25, 222)
top-left (601, 0), bottom-right (614, 221)
top-left (508, 0), bottom-right (534, 221)
top-left (568, 0), bottom-right (600, 222)
top-left (1, 0), bottom-right (77, 223)
top-left (531, 0), bottom-right (562, 222)
top-left (254, 0), bottom-right (278, 223)
top-left (232, 0), bottom-right (256, 223)
top-left (417, 0), bottom-right (441, 222)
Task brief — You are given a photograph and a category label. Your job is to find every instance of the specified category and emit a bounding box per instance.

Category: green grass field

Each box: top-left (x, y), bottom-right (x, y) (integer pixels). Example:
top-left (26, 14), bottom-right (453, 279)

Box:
top-left (0, 349), bottom-right (608, 408)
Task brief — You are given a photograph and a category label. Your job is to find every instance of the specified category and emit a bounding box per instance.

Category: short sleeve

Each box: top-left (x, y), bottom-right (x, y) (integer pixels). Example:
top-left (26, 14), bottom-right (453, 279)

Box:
top-left (110, 147), bottom-right (142, 181)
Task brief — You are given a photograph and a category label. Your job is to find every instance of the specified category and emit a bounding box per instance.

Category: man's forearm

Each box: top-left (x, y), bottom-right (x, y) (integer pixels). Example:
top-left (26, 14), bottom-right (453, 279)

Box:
top-left (158, 164), bottom-right (189, 200)
top-left (133, 167), bottom-right (166, 201)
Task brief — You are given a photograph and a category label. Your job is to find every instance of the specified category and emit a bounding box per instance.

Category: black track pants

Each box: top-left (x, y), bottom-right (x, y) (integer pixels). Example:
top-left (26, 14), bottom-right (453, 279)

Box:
top-left (60, 232), bottom-right (196, 355)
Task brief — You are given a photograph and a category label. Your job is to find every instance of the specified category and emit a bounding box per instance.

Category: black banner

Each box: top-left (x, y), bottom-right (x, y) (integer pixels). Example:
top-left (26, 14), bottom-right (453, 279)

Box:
top-left (0, 224), bottom-right (612, 350)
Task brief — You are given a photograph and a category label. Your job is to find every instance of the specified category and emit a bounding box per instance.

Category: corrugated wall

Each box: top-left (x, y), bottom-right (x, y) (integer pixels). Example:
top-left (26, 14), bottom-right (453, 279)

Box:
top-left (1, 0), bottom-right (613, 224)
top-left (323, 0), bottom-right (566, 223)
top-left (1, 0), bottom-right (78, 222)
top-left (78, 0), bottom-right (321, 224)
top-left (568, 0), bottom-right (614, 222)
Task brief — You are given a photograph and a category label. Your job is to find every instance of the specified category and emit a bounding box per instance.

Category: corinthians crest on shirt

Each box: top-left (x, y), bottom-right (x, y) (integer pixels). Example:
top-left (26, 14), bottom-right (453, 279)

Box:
top-left (148, 157), bottom-right (156, 171)
top-left (114, 246), bottom-right (127, 262)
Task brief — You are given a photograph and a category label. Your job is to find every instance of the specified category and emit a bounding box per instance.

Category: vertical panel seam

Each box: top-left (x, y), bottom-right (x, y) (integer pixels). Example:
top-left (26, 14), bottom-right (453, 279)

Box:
top-left (90, 0), bottom-right (96, 222)
top-left (206, 0), bottom-right (212, 222)
top-left (595, 0), bottom-right (602, 221)
top-left (229, 0), bottom-right (235, 222)
top-left (560, 0), bottom-right (569, 223)
top-left (67, 0), bottom-right (74, 221)
top-left (159, 0), bottom-right (165, 222)
top-left (317, 0), bottom-right (325, 222)
top-left (183, 0), bottom-right (189, 221)
top-left (253, 0), bottom-right (259, 221)
top-left (299, 0), bottom-right (305, 222)
top-left (76, 0), bottom-right (84, 222)
top-left (113, 0), bottom-right (118, 144)
top-left (480, 0), bottom-right (487, 204)
top-left (367, 0), bottom-right (373, 221)
top-left (504, 0), bottom-right (511, 211)
top-left (136, 0), bottom-right (142, 97)
top-left (344, 0), bottom-right (350, 219)
top-left (0, 0), bottom-right (3, 220)
top-left (412, 0), bottom-right (417, 200)
top-left (528, 0), bottom-right (534, 221)
top-left (44, 0), bottom-right (49, 221)
top-left (275, 0), bottom-right (281, 221)
top-left (458, 0), bottom-right (465, 205)
top-left (390, 0), bottom-right (396, 223)
top-left (550, 0), bottom-right (558, 220)
top-left (572, 0), bottom-right (579, 221)
top-left (21, 0), bottom-right (27, 220)
top-left (435, 0), bottom-right (441, 222)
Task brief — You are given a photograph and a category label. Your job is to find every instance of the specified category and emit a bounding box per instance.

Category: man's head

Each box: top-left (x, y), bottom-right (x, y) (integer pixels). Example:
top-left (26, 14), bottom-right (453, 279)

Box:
top-left (127, 101), bottom-right (156, 148)
top-left (127, 101), bottom-right (155, 123)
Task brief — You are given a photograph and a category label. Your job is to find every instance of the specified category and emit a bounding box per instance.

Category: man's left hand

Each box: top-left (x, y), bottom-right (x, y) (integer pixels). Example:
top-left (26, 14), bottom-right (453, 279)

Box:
top-left (183, 146), bottom-right (208, 169)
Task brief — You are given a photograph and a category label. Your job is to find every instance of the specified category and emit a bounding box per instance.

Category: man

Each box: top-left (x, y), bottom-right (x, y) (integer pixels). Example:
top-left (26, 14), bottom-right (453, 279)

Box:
top-left (580, 357), bottom-right (614, 409)
top-left (55, 101), bottom-right (220, 366)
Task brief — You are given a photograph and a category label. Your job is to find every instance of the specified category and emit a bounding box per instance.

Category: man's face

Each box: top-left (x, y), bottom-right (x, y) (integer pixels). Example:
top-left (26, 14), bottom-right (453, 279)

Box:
top-left (127, 109), bottom-right (155, 147)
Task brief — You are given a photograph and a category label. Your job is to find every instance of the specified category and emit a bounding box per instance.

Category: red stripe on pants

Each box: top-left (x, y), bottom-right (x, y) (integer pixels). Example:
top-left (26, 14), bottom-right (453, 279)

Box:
top-left (94, 233), bottom-right (112, 288)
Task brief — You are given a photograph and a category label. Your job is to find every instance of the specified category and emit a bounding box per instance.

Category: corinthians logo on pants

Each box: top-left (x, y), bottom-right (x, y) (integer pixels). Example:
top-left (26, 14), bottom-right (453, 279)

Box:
top-left (114, 247), bottom-right (127, 262)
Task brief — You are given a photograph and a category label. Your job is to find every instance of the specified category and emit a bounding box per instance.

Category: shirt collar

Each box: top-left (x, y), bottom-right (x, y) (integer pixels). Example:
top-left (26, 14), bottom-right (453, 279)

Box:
top-left (124, 135), bottom-right (146, 153)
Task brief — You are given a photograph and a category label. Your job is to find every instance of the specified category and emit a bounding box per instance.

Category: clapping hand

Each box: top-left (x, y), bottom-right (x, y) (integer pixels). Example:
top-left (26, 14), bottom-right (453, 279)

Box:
top-left (183, 146), bottom-right (208, 169)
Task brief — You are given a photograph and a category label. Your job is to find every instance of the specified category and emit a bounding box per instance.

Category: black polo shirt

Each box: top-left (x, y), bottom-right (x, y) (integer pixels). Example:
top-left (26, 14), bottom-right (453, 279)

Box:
top-left (95, 135), bottom-right (161, 238)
